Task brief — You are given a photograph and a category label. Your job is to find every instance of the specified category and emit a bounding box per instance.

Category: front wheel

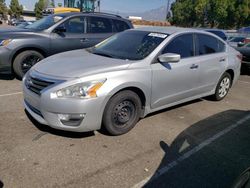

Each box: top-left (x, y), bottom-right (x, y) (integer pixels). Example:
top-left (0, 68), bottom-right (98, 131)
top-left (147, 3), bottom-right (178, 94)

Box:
top-left (213, 72), bottom-right (232, 101)
top-left (13, 50), bottom-right (44, 79)
top-left (102, 90), bottom-right (142, 136)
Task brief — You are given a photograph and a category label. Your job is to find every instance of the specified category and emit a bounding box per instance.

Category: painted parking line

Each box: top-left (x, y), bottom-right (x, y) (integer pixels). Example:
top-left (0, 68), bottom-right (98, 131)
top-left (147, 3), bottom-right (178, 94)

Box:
top-left (0, 92), bottom-right (22, 98)
top-left (132, 114), bottom-right (250, 188)
top-left (239, 80), bottom-right (250, 85)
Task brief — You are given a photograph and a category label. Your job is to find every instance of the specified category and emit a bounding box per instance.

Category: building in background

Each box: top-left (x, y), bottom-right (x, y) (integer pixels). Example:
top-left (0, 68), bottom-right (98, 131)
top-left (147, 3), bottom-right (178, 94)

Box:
top-left (64, 0), bottom-right (100, 12)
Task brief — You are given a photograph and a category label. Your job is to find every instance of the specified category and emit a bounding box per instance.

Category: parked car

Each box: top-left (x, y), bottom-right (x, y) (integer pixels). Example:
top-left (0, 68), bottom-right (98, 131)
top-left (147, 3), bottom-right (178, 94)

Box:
top-left (205, 29), bottom-right (227, 41)
top-left (23, 27), bottom-right (241, 136)
top-left (238, 27), bottom-right (250, 34)
top-left (11, 19), bottom-right (26, 26)
top-left (0, 12), bottom-right (133, 78)
top-left (16, 21), bottom-right (35, 28)
top-left (235, 43), bottom-right (250, 72)
top-left (228, 36), bottom-right (246, 47)
top-left (237, 37), bottom-right (250, 47)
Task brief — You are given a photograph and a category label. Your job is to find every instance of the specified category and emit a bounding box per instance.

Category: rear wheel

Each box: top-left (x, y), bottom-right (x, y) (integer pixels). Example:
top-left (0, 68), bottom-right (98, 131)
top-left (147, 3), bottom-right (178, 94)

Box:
top-left (213, 72), bottom-right (232, 101)
top-left (102, 90), bottom-right (142, 136)
top-left (13, 50), bottom-right (44, 79)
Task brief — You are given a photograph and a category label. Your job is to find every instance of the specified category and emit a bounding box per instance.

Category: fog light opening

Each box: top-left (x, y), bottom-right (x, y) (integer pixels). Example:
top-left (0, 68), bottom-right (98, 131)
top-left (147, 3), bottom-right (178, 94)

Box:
top-left (58, 114), bottom-right (85, 127)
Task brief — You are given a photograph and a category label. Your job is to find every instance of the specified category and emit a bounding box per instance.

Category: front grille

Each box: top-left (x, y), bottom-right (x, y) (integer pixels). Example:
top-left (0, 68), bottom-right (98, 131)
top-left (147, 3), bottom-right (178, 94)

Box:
top-left (26, 75), bottom-right (55, 95)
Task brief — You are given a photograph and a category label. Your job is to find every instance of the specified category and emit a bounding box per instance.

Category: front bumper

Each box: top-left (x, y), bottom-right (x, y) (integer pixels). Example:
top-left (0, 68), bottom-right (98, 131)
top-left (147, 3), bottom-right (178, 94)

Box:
top-left (23, 78), bottom-right (107, 133)
top-left (0, 47), bottom-right (12, 74)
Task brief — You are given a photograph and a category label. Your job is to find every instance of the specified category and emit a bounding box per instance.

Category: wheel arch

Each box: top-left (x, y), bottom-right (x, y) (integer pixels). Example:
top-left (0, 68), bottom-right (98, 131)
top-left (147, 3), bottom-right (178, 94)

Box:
top-left (225, 69), bottom-right (234, 86)
top-left (102, 84), bottom-right (150, 119)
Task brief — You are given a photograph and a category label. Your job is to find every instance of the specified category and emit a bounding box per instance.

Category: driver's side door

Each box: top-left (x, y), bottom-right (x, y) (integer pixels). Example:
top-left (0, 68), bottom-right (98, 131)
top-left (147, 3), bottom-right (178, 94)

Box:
top-left (151, 34), bottom-right (202, 109)
top-left (50, 16), bottom-right (88, 54)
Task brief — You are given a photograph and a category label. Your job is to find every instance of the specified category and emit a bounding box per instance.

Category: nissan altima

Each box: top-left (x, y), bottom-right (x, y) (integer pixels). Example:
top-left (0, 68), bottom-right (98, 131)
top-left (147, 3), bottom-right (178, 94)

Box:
top-left (23, 27), bottom-right (242, 135)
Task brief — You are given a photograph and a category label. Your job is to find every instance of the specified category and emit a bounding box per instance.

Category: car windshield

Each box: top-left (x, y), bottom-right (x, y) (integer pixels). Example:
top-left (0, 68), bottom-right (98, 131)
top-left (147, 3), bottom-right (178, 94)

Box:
top-left (25, 15), bottom-right (65, 30)
top-left (89, 30), bottom-right (168, 60)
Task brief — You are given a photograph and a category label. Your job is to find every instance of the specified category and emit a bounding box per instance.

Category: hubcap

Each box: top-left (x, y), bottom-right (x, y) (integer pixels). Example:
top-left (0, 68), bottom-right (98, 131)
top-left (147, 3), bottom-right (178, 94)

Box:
top-left (21, 55), bottom-right (41, 74)
top-left (218, 77), bottom-right (230, 98)
top-left (112, 100), bottom-right (135, 126)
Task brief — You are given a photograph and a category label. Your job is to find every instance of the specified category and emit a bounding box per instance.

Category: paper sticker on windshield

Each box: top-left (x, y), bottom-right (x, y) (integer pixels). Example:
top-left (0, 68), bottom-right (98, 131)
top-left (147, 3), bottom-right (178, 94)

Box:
top-left (148, 33), bottom-right (168, 38)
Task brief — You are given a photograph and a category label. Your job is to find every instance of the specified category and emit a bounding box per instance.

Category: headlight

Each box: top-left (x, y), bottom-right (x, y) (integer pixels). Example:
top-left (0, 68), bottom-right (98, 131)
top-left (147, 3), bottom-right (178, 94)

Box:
top-left (52, 79), bottom-right (106, 99)
top-left (0, 39), bottom-right (12, 46)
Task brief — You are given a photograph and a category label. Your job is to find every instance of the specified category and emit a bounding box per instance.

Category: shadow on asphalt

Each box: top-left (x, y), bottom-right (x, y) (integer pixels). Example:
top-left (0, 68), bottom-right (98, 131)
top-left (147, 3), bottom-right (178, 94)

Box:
top-left (144, 109), bottom-right (250, 188)
top-left (241, 66), bottom-right (250, 76)
top-left (0, 74), bottom-right (15, 80)
top-left (25, 110), bottom-right (95, 139)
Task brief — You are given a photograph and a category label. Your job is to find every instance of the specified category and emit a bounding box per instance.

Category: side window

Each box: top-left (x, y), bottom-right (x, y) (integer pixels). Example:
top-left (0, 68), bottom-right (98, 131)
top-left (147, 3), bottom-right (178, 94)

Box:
top-left (162, 34), bottom-right (194, 58)
top-left (62, 17), bottom-right (85, 33)
top-left (87, 17), bottom-right (112, 33)
top-left (218, 40), bottom-right (226, 53)
top-left (197, 34), bottom-right (225, 55)
top-left (113, 19), bottom-right (130, 32)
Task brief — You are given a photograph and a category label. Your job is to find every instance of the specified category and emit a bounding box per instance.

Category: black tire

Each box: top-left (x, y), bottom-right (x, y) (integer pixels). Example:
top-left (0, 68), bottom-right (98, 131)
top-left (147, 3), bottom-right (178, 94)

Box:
top-left (13, 50), bottom-right (44, 79)
top-left (213, 72), bottom-right (232, 101)
top-left (102, 90), bottom-right (142, 136)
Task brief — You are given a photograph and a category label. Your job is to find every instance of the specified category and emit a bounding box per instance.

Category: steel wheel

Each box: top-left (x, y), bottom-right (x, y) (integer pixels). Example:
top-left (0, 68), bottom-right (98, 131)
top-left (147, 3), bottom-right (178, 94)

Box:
top-left (112, 100), bottom-right (136, 127)
top-left (102, 90), bottom-right (142, 136)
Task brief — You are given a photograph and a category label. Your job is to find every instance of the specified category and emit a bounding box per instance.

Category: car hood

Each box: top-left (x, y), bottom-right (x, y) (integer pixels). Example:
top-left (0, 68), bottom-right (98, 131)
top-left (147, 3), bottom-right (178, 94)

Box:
top-left (32, 49), bottom-right (132, 79)
top-left (0, 27), bottom-right (33, 33)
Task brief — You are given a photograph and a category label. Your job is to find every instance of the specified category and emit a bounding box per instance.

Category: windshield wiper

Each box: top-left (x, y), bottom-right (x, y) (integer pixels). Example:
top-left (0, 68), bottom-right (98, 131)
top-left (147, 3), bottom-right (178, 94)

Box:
top-left (92, 51), bottom-right (115, 58)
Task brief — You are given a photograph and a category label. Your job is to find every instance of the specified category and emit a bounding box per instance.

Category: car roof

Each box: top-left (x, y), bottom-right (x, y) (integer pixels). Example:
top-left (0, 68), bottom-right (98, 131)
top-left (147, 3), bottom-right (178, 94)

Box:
top-left (54, 12), bottom-right (124, 19)
top-left (134, 26), bottom-right (200, 35)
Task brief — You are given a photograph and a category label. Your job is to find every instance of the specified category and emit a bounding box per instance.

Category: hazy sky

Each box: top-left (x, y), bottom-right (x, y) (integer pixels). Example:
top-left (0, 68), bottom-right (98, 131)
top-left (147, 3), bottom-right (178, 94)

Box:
top-left (5, 0), bottom-right (168, 12)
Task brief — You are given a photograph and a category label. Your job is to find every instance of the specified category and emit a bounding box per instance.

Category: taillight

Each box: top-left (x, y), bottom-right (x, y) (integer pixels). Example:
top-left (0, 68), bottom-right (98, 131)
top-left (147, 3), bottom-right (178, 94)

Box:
top-left (237, 54), bottom-right (243, 61)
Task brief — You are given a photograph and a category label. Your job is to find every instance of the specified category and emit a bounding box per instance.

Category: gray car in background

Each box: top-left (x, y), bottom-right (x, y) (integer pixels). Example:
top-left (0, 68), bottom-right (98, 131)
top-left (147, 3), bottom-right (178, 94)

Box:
top-left (23, 27), bottom-right (241, 136)
top-left (0, 12), bottom-right (133, 78)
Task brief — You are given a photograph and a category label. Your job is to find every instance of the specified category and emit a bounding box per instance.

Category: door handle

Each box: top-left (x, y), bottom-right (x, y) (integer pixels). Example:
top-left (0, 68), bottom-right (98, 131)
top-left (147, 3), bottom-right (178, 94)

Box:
top-left (190, 64), bottom-right (199, 69)
top-left (219, 58), bottom-right (226, 62)
top-left (80, 38), bottom-right (89, 43)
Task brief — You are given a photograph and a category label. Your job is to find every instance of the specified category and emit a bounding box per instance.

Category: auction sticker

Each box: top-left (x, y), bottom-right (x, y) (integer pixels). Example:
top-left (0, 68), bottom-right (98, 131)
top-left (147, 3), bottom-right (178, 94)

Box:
top-left (148, 33), bottom-right (168, 38)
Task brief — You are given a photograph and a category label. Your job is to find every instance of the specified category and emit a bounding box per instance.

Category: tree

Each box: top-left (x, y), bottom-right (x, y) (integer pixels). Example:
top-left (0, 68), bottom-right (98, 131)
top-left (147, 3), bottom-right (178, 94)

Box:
top-left (170, 0), bottom-right (196, 27)
top-left (170, 0), bottom-right (250, 29)
top-left (34, 0), bottom-right (45, 19)
top-left (0, 0), bottom-right (8, 19)
top-left (9, 0), bottom-right (23, 18)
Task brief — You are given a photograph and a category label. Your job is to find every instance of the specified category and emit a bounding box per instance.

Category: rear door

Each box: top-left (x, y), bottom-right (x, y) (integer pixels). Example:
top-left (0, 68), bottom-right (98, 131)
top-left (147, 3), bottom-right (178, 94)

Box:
top-left (50, 16), bottom-right (88, 54)
top-left (194, 33), bottom-right (227, 93)
top-left (84, 16), bottom-right (114, 47)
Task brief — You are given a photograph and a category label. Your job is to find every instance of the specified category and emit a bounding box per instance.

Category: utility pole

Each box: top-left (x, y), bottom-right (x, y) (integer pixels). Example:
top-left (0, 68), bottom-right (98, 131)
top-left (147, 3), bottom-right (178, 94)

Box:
top-left (166, 0), bottom-right (171, 20)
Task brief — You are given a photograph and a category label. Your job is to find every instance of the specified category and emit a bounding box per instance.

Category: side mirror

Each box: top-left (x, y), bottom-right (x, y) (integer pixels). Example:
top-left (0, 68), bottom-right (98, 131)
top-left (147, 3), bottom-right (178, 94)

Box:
top-left (158, 53), bottom-right (181, 63)
top-left (54, 25), bottom-right (66, 33)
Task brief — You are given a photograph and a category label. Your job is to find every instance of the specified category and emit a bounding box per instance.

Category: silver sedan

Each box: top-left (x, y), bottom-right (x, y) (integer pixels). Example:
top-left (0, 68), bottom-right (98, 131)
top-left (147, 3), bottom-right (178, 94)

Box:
top-left (23, 27), bottom-right (242, 135)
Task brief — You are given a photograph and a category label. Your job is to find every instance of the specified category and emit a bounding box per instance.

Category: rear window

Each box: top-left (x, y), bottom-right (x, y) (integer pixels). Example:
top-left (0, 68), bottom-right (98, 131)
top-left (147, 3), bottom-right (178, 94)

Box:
top-left (87, 17), bottom-right (112, 33)
top-left (196, 34), bottom-right (225, 55)
top-left (112, 19), bottom-right (130, 32)
top-left (206, 30), bottom-right (227, 40)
